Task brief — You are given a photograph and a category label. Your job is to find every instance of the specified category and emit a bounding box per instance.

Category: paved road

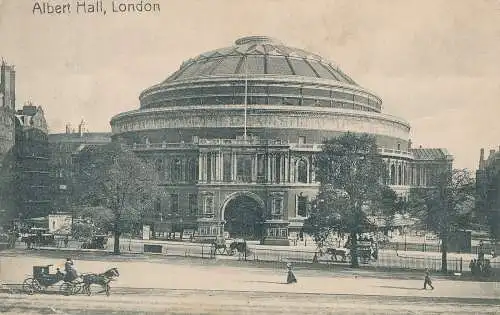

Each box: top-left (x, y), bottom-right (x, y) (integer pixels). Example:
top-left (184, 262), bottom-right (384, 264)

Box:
top-left (2, 289), bottom-right (500, 314)
top-left (2, 251), bottom-right (500, 314)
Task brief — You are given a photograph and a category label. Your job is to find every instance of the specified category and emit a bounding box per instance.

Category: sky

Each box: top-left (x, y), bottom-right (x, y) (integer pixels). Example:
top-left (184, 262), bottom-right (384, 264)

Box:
top-left (0, 0), bottom-right (499, 171)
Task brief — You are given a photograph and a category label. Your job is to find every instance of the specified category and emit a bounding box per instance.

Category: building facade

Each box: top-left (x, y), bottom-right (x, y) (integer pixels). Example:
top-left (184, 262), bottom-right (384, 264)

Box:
top-left (0, 61), bottom-right (16, 222)
top-left (110, 36), bottom-right (453, 245)
top-left (476, 147), bottom-right (500, 225)
top-left (14, 104), bottom-right (51, 219)
top-left (0, 60), bottom-right (16, 164)
top-left (49, 121), bottom-right (111, 214)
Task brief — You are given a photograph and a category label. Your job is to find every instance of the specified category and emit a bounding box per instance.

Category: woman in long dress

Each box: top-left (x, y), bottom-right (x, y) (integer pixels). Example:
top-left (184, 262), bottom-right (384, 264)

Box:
top-left (286, 263), bottom-right (297, 284)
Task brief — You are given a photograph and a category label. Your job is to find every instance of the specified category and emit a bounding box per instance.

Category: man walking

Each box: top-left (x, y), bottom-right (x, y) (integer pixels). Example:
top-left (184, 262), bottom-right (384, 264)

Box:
top-left (423, 269), bottom-right (434, 290)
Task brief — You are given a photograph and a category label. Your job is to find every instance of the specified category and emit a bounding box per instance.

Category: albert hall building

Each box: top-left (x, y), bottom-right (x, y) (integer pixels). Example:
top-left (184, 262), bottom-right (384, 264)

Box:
top-left (110, 36), bottom-right (452, 245)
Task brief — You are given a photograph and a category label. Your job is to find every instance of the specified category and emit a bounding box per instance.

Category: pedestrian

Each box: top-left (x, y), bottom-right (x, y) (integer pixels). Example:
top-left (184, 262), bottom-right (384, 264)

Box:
top-left (286, 263), bottom-right (297, 284)
top-left (64, 236), bottom-right (69, 248)
top-left (423, 269), bottom-right (434, 290)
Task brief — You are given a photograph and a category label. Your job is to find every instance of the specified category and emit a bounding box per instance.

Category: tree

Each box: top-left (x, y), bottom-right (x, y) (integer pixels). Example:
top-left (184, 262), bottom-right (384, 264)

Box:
top-left (305, 133), bottom-right (391, 267)
top-left (408, 168), bottom-right (474, 272)
top-left (73, 143), bottom-right (158, 254)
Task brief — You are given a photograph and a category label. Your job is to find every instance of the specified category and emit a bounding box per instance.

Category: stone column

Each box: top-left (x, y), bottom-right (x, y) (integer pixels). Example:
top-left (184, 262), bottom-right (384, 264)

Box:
top-left (213, 152), bottom-right (217, 182)
top-left (252, 153), bottom-right (258, 182)
top-left (279, 154), bottom-right (284, 183)
top-left (217, 151), bottom-right (222, 182)
top-left (219, 152), bottom-right (224, 182)
top-left (306, 158), bottom-right (310, 183)
top-left (198, 153), bottom-right (203, 182)
top-left (232, 153), bottom-right (237, 181)
top-left (310, 158), bottom-right (315, 182)
top-left (284, 154), bottom-right (289, 182)
top-left (267, 154), bottom-right (272, 182)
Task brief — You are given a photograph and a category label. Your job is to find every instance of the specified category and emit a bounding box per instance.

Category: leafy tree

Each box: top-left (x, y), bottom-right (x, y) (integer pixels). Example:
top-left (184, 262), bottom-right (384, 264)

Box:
top-left (73, 143), bottom-right (158, 254)
top-left (408, 168), bottom-right (474, 272)
top-left (305, 133), bottom-right (392, 267)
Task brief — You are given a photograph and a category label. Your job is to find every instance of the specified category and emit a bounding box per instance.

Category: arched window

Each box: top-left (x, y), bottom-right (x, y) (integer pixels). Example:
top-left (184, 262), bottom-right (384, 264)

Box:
top-left (297, 159), bottom-right (308, 183)
top-left (390, 164), bottom-right (396, 185)
top-left (398, 165), bottom-right (402, 185)
top-left (186, 158), bottom-right (197, 182)
top-left (155, 159), bottom-right (164, 181)
top-left (154, 197), bottom-right (162, 220)
top-left (171, 159), bottom-right (183, 183)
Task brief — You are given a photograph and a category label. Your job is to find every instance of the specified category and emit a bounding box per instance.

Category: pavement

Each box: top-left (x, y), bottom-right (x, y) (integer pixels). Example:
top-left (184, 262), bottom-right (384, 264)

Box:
top-left (1, 252), bottom-right (499, 299)
top-left (1, 252), bottom-right (500, 314)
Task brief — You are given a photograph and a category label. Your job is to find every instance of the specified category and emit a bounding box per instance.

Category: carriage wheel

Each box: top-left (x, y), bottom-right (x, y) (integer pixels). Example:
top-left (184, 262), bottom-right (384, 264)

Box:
top-left (228, 249), bottom-right (235, 256)
top-left (59, 282), bottom-right (73, 296)
top-left (22, 278), bottom-right (36, 295)
top-left (83, 284), bottom-right (91, 296)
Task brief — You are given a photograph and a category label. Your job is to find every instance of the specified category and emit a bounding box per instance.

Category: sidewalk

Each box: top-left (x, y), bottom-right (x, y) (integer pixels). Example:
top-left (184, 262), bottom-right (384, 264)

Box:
top-left (1, 254), bottom-right (499, 301)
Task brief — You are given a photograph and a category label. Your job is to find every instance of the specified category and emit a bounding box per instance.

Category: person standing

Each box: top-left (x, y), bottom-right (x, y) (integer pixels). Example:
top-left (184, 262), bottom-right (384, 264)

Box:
top-left (423, 269), bottom-right (434, 290)
top-left (286, 263), bottom-right (297, 284)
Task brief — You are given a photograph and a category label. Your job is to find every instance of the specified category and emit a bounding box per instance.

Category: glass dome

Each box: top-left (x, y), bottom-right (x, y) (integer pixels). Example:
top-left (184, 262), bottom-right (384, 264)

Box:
top-left (164, 36), bottom-right (357, 85)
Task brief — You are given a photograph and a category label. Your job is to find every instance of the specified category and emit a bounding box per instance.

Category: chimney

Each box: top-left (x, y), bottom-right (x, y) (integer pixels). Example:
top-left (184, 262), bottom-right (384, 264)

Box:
top-left (78, 119), bottom-right (86, 137)
top-left (489, 149), bottom-right (496, 159)
top-left (65, 123), bottom-right (71, 134)
top-left (479, 148), bottom-right (485, 169)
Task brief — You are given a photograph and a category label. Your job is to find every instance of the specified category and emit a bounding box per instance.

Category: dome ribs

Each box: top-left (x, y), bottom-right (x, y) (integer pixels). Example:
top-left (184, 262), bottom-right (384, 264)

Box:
top-left (283, 56), bottom-right (296, 75)
top-left (234, 56), bottom-right (245, 75)
top-left (161, 37), bottom-right (360, 85)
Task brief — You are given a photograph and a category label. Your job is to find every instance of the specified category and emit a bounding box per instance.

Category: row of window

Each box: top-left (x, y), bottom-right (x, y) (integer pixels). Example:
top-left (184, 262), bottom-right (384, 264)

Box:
top-left (153, 192), bottom-right (309, 219)
top-left (143, 85), bottom-right (377, 107)
top-left (388, 164), bottom-right (443, 186)
top-left (143, 96), bottom-right (377, 112)
top-left (154, 193), bottom-right (198, 218)
top-left (155, 158), bottom-right (198, 183)
top-left (155, 154), bottom-right (310, 184)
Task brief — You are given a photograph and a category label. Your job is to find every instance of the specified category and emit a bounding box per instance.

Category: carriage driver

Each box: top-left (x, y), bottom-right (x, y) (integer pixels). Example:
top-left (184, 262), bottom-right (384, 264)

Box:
top-left (64, 258), bottom-right (78, 282)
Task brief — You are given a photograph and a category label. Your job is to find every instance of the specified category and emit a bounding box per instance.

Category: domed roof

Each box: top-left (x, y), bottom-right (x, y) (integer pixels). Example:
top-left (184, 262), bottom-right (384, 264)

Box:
top-left (164, 36), bottom-right (357, 85)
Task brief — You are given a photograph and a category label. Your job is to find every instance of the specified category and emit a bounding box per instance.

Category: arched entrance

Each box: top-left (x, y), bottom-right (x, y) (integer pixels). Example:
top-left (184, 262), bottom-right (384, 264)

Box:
top-left (223, 193), bottom-right (264, 240)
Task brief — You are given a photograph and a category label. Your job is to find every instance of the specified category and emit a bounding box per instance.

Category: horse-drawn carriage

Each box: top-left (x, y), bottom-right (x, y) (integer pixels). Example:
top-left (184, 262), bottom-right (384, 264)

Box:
top-left (323, 240), bottom-right (378, 264)
top-left (212, 238), bottom-right (248, 256)
top-left (81, 235), bottom-right (108, 249)
top-left (22, 264), bottom-right (119, 296)
top-left (21, 228), bottom-right (55, 249)
top-left (23, 265), bottom-right (67, 295)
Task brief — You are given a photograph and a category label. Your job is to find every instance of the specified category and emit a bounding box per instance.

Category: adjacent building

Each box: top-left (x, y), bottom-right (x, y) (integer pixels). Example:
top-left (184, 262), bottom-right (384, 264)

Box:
top-left (14, 103), bottom-right (51, 219)
top-left (0, 60), bottom-right (16, 220)
top-left (476, 147), bottom-right (500, 225)
top-left (106, 36), bottom-right (452, 244)
top-left (0, 60), bottom-right (16, 164)
top-left (48, 121), bottom-right (111, 213)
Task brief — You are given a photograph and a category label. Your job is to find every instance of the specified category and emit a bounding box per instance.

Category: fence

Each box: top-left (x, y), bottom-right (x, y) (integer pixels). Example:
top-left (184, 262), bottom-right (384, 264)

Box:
top-left (13, 239), bottom-right (500, 275)
top-left (381, 242), bottom-right (500, 255)
top-left (243, 247), bottom-right (473, 273)
top-left (381, 242), bottom-right (442, 253)
top-left (118, 241), bottom-right (216, 259)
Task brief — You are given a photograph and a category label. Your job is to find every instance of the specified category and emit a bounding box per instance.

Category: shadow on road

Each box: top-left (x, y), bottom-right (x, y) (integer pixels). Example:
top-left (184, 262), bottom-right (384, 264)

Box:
top-left (377, 285), bottom-right (422, 291)
top-left (243, 280), bottom-right (286, 285)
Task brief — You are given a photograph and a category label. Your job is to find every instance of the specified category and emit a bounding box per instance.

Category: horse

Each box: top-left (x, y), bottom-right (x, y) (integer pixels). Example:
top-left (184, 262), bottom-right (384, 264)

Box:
top-left (325, 248), bottom-right (349, 262)
top-left (211, 240), bottom-right (228, 255)
top-left (81, 267), bottom-right (119, 296)
top-left (228, 240), bottom-right (248, 256)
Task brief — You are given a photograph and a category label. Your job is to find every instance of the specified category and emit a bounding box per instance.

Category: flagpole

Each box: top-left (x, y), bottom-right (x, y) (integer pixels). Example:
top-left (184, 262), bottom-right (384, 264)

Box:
top-left (244, 55), bottom-right (248, 141)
